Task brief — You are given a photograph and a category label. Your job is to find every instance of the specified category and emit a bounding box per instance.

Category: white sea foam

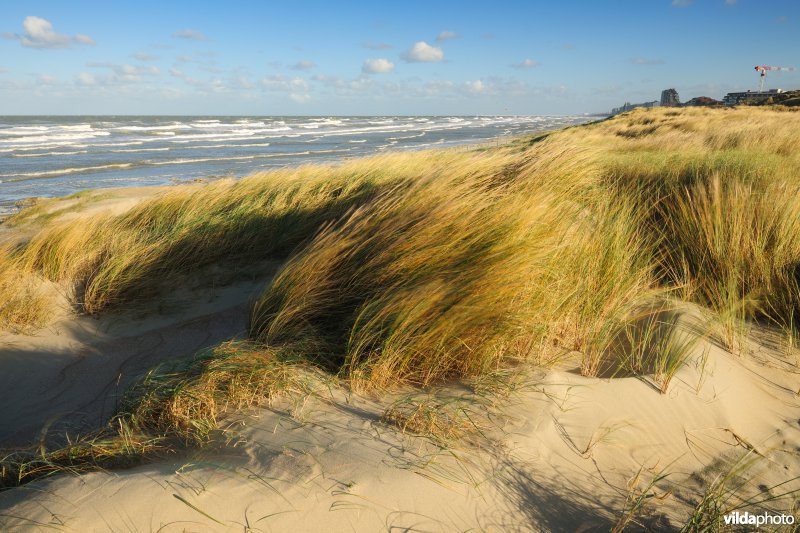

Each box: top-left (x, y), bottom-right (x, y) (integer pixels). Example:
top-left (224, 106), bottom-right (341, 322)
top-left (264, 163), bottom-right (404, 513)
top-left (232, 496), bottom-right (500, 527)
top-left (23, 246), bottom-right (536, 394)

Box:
top-left (0, 163), bottom-right (136, 179)
top-left (112, 125), bottom-right (192, 132)
top-left (11, 150), bottom-right (90, 158)
top-left (0, 131), bottom-right (110, 147)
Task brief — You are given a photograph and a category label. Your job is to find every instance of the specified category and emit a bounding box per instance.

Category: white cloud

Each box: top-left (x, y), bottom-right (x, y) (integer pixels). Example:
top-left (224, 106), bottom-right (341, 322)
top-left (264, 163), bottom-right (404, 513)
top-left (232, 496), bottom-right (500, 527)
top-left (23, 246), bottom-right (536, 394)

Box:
top-left (87, 62), bottom-right (161, 83)
top-left (512, 58), bottom-right (540, 69)
top-left (209, 79), bottom-right (227, 93)
top-left (362, 58), bottom-right (395, 74)
top-left (290, 93), bottom-right (311, 103)
top-left (168, 67), bottom-right (202, 87)
top-left (173, 29), bottom-right (207, 41)
top-left (76, 72), bottom-right (96, 86)
top-left (436, 31), bottom-right (458, 42)
top-left (290, 60), bottom-right (316, 71)
top-left (4, 16), bottom-right (95, 49)
top-left (133, 52), bottom-right (158, 61)
top-left (464, 80), bottom-right (485, 94)
top-left (402, 41), bottom-right (444, 62)
top-left (260, 75), bottom-right (310, 93)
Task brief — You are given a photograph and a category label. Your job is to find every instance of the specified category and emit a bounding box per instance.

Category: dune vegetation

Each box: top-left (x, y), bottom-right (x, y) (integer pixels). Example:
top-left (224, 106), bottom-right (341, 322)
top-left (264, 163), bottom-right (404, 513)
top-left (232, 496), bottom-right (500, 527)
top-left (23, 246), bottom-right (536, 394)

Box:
top-left (1, 106), bottom-right (800, 505)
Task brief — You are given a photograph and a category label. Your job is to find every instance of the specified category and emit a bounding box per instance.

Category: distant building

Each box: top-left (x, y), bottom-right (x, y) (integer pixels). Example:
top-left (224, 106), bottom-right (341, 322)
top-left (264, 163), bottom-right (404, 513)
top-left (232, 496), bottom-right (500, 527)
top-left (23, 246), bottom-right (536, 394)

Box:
top-left (660, 88), bottom-right (680, 107)
top-left (723, 88), bottom-right (784, 106)
top-left (611, 100), bottom-right (659, 115)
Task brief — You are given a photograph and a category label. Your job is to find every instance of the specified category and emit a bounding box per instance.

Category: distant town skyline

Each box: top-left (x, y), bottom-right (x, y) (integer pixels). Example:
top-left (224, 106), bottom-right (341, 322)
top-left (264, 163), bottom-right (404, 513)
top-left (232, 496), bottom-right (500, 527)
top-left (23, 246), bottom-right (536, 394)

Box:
top-left (1, 0), bottom-right (798, 115)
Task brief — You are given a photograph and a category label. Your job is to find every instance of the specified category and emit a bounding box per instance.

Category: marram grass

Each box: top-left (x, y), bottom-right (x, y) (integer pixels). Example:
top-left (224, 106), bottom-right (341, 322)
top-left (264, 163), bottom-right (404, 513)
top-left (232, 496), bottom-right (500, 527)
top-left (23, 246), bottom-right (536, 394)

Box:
top-left (2, 107), bottom-right (800, 496)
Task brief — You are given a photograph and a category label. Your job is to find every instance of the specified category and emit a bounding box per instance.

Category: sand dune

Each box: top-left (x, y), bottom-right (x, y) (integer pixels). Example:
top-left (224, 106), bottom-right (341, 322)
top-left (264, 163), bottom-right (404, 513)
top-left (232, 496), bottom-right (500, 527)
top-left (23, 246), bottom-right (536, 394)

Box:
top-left (1, 327), bottom-right (798, 531)
top-left (2, 108), bottom-right (800, 530)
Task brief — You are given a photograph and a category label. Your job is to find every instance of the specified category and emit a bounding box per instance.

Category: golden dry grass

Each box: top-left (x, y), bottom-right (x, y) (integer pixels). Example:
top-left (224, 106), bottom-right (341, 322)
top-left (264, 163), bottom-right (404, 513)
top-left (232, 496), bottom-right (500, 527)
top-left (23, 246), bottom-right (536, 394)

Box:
top-left (2, 107), bottom-right (800, 490)
top-left (3, 106), bottom-right (800, 375)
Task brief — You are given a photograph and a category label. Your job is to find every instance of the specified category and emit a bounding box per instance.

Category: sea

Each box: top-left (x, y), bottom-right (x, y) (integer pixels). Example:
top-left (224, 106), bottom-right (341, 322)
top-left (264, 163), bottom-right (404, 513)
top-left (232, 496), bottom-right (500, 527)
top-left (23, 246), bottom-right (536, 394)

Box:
top-left (0, 115), bottom-right (591, 215)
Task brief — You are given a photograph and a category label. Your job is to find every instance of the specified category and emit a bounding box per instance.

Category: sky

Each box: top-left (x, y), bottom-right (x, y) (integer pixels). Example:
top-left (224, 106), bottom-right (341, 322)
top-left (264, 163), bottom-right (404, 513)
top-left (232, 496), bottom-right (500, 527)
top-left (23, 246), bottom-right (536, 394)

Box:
top-left (0, 0), bottom-right (798, 116)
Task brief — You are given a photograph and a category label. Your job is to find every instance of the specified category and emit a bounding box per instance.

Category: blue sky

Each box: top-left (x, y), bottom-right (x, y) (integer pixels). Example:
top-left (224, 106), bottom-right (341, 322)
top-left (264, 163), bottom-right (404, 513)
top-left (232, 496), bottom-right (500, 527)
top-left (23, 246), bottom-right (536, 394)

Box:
top-left (0, 0), bottom-right (798, 115)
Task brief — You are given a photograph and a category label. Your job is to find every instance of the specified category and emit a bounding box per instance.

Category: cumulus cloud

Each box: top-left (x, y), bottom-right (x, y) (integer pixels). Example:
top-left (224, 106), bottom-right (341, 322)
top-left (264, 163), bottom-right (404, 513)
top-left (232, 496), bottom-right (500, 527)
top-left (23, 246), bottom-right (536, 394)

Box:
top-left (290, 60), bottom-right (316, 71)
top-left (362, 58), bottom-right (395, 74)
top-left (511, 58), bottom-right (540, 69)
top-left (173, 29), bottom-right (207, 41)
top-left (2, 16), bottom-right (94, 49)
top-left (363, 41), bottom-right (392, 50)
top-left (436, 31), bottom-right (458, 42)
top-left (402, 41), bottom-right (444, 63)
top-left (630, 57), bottom-right (665, 65)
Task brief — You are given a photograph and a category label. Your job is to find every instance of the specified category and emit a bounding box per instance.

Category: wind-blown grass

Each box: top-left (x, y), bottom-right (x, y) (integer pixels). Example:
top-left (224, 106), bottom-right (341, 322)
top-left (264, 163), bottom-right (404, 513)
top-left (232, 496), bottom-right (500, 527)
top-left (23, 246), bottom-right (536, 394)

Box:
top-left (612, 306), bottom-right (706, 393)
top-left (12, 150), bottom-right (498, 315)
top-left (249, 141), bottom-right (655, 386)
top-left (2, 106), bottom-right (800, 490)
top-left (0, 246), bottom-right (51, 333)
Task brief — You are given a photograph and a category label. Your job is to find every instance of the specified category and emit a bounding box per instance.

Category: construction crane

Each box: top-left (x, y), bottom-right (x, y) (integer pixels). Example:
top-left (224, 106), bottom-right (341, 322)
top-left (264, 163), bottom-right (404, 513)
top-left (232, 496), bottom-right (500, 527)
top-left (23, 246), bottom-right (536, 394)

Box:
top-left (754, 65), bottom-right (795, 92)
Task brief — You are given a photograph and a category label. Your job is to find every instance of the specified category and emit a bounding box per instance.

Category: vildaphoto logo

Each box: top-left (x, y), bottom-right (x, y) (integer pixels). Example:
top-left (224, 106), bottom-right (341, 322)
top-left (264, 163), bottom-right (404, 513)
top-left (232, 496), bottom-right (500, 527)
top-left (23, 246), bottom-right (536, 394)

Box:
top-left (723, 511), bottom-right (795, 527)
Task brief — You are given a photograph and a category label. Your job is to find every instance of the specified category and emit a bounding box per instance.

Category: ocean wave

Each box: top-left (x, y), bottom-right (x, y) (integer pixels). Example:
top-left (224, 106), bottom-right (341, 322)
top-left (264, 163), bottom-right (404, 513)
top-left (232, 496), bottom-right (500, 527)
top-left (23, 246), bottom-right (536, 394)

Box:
top-left (11, 150), bottom-right (90, 158)
top-left (0, 148), bottom-right (356, 181)
top-left (0, 131), bottom-right (111, 146)
top-left (165, 127), bottom-right (292, 142)
top-left (0, 162), bottom-right (136, 180)
top-left (109, 147), bottom-right (172, 153)
top-left (386, 132), bottom-right (426, 141)
top-left (112, 124), bottom-right (192, 132)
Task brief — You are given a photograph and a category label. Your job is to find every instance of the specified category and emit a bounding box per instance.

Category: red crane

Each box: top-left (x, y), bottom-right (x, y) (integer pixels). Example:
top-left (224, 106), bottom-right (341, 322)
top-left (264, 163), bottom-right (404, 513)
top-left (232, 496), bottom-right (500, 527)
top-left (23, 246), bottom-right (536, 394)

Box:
top-left (754, 65), bottom-right (795, 92)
